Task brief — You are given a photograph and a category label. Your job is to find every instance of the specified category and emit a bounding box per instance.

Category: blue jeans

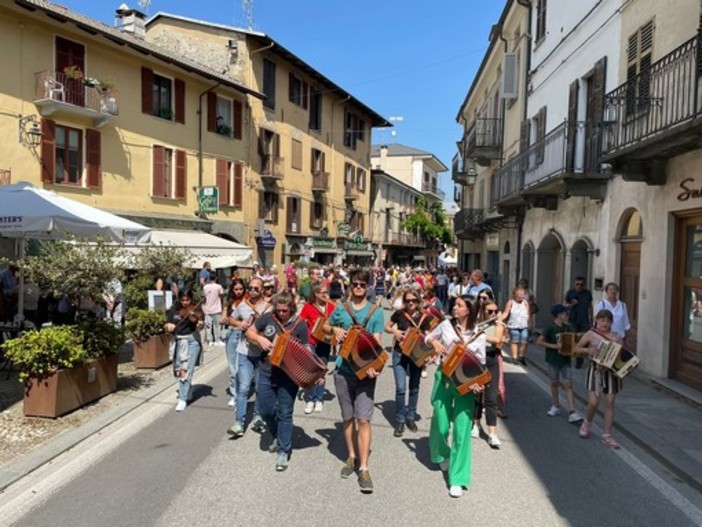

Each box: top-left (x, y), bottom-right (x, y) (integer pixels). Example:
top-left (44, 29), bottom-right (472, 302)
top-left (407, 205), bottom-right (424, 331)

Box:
top-left (236, 353), bottom-right (261, 425)
top-left (305, 343), bottom-right (331, 403)
top-left (204, 312), bottom-right (223, 343)
top-left (174, 336), bottom-right (201, 402)
top-left (225, 329), bottom-right (241, 398)
top-left (257, 370), bottom-right (299, 454)
top-left (392, 349), bottom-right (422, 424)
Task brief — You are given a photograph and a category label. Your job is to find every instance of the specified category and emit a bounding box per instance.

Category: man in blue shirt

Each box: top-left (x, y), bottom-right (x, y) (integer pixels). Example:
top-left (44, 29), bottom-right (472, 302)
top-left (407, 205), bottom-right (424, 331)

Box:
top-left (564, 276), bottom-right (593, 369)
top-left (467, 269), bottom-right (493, 298)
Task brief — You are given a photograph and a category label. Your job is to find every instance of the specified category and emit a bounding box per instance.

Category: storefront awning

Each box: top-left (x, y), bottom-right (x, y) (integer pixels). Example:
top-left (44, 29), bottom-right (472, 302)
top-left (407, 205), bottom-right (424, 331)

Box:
top-left (313, 248), bottom-right (340, 254)
top-left (345, 250), bottom-right (375, 257)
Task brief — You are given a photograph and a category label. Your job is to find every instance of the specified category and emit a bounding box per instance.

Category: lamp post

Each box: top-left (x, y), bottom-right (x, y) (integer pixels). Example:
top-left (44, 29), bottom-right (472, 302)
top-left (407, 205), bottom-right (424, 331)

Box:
top-left (18, 115), bottom-right (43, 147)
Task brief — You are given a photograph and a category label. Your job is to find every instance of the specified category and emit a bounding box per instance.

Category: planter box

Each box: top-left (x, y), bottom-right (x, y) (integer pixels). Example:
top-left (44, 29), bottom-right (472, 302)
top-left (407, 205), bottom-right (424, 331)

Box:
top-left (132, 334), bottom-right (171, 369)
top-left (23, 354), bottom-right (119, 418)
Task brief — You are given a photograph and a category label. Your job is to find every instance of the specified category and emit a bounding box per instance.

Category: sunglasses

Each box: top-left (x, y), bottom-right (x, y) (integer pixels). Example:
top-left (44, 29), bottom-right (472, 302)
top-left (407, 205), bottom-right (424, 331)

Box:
top-left (576, 283), bottom-right (585, 286)
top-left (352, 281), bottom-right (367, 288)
top-left (486, 309), bottom-right (498, 314)
top-left (405, 299), bottom-right (418, 304)
top-left (248, 286), bottom-right (261, 292)
top-left (318, 290), bottom-right (329, 295)
top-left (276, 308), bottom-right (290, 314)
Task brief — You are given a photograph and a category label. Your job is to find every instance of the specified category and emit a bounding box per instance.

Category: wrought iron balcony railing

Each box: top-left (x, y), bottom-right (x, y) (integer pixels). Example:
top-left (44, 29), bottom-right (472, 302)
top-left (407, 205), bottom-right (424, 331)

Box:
top-left (602, 34), bottom-right (701, 156)
top-left (34, 70), bottom-right (119, 120)
top-left (311, 170), bottom-right (329, 191)
top-left (422, 183), bottom-right (446, 200)
top-left (465, 118), bottom-right (502, 163)
top-left (261, 155), bottom-right (284, 180)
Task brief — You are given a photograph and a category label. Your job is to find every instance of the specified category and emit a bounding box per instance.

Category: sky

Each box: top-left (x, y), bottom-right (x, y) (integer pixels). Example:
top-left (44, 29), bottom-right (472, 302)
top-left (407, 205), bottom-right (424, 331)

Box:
top-left (57, 0), bottom-right (505, 203)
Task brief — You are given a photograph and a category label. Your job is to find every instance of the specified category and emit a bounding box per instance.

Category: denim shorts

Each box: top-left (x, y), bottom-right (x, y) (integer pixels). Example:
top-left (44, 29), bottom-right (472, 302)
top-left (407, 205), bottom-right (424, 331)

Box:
top-left (548, 362), bottom-right (573, 383)
top-left (509, 328), bottom-right (529, 343)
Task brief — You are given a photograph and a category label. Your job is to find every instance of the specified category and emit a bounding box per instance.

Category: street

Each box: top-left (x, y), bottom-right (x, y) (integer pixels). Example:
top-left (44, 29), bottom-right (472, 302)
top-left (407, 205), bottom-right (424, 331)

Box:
top-left (1, 325), bottom-right (702, 527)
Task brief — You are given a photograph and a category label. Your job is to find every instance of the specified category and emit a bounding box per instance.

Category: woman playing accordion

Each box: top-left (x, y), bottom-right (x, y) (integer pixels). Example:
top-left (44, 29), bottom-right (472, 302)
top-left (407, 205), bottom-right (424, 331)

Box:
top-left (423, 294), bottom-right (487, 498)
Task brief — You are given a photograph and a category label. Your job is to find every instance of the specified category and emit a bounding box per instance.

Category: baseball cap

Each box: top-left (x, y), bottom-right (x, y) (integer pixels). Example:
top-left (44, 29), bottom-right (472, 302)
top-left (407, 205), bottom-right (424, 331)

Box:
top-left (551, 304), bottom-right (569, 317)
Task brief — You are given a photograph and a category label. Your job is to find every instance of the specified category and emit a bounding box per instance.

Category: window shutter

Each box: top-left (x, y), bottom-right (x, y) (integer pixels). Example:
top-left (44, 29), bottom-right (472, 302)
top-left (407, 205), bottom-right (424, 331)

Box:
top-left (273, 133), bottom-right (280, 156)
top-left (258, 128), bottom-right (267, 155)
top-left (535, 107), bottom-right (547, 165)
top-left (320, 151), bottom-right (326, 172)
top-left (565, 80), bottom-right (579, 172)
top-left (309, 201), bottom-right (315, 229)
top-left (175, 149), bottom-right (187, 200)
top-left (273, 193), bottom-right (280, 224)
top-left (141, 67), bottom-right (153, 115)
top-left (288, 72), bottom-right (295, 102)
top-left (152, 145), bottom-right (164, 197)
top-left (216, 158), bottom-right (229, 206)
top-left (519, 119), bottom-right (530, 153)
top-left (233, 162), bottom-right (243, 208)
top-left (233, 100), bottom-right (243, 140)
top-left (41, 119), bottom-right (55, 183)
top-left (207, 92), bottom-right (217, 132)
top-left (502, 52), bottom-right (518, 99)
top-left (286, 196), bottom-right (293, 231)
top-left (86, 129), bottom-right (101, 189)
top-left (302, 81), bottom-right (309, 109)
top-left (174, 79), bottom-right (185, 124)
top-left (259, 190), bottom-right (265, 219)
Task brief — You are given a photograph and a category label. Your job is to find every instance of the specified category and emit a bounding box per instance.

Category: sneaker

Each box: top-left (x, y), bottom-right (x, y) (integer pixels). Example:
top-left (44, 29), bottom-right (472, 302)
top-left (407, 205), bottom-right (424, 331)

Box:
top-left (471, 423), bottom-right (480, 438)
top-left (394, 423), bottom-right (405, 438)
top-left (488, 433), bottom-right (502, 448)
top-left (449, 485), bottom-right (463, 498)
top-left (405, 420), bottom-right (418, 432)
top-left (227, 397), bottom-right (236, 408)
top-left (421, 368), bottom-right (428, 378)
top-left (512, 357), bottom-right (521, 366)
top-left (579, 420), bottom-right (591, 439)
top-left (568, 411), bottom-right (584, 424)
top-left (175, 399), bottom-right (187, 412)
top-left (251, 416), bottom-right (266, 433)
top-left (547, 405), bottom-right (562, 417)
top-left (358, 470), bottom-right (374, 494)
top-left (601, 434), bottom-right (620, 449)
top-left (275, 451), bottom-right (289, 471)
top-left (519, 357), bottom-right (527, 366)
top-left (314, 401), bottom-right (324, 413)
top-left (304, 401), bottom-right (315, 414)
top-left (439, 460), bottom-right (449, 472)
top-left (268, 438), bottom-right (279, 453)
top-left (227, 421), bottom-right (245, 438)
top-left (340, 457), bottom-right (357, 479)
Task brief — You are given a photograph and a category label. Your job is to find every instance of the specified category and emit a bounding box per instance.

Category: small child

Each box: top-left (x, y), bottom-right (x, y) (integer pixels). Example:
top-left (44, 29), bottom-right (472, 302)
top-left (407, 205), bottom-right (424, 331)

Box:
top-left (537, 304), bottom-right (584, 424)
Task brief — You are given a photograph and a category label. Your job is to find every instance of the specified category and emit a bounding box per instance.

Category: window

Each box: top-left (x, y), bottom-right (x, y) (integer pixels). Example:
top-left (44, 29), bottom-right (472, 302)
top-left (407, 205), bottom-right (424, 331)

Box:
top-left (216, 159), bottom-right (243, 208)
top-left (311, 148), bottom-right (325, 173)
top-left (535, 0), bottom-right (547, 43)
top-left (208, 93), bottom-right (243, 139)
top-left (626, 20), bottom-right (654, 115)
top-left (260, 191), bottom-right (279, 223)
top-left (344, 162), bottom-right (355, 187)
top-left (291, 139), bottom-right (302, 170)
top-left (142, 68), bottom-right (184, 123)
top-left (152, 146), bottom-right (186, 199)
top-left (311, 200), bottom-right (325, 229)
top-left (263, 58), bottom-right (276, 110)
top-left (286, 196), bottom-right (301, 233)
top-left (288, 73), bottom-right (308, 109)
top-left (54, 125), bottom-right (82, 185)
top-left (152, 73), bottom-right (173, 120)
top-left (216, 96), bottom-right (232, 136)
top-left (309, 88), bottom-right (322, 131)
top-left (357, 119), bottom-right (365, 142)
top-left (356, 168), bottom-right (366, 192)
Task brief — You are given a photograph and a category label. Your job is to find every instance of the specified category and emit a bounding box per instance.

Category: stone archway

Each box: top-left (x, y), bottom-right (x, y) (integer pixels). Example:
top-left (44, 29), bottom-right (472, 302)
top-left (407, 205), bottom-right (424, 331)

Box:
top-left (618, 209), bottom-right (642, 352)
top-left (521, 241), bottom-right (535, 288)
top-left (502, 241), bottom-right (512, 306)
top-left (570, 237), bottom-right (593, 289)
top-left (536, 232), bottom-right (565, 327)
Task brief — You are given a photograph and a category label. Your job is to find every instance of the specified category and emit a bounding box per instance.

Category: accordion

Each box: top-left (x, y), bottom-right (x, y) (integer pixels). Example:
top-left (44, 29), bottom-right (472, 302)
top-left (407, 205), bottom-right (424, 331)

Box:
top-left (557, 332), bottom-right (584, 357)
top-left (400, 327), bottom-right (437, 368)
top-left (592, 339), bottom-right (640, 379)
top-left (339, 326), bottom-right (387, 380)
top-left (269, 331), bottom-right (328, 389)
top-left (311, 316), bottom-right (337, 346)
top-left (441, 341), bottom-right (492, 396)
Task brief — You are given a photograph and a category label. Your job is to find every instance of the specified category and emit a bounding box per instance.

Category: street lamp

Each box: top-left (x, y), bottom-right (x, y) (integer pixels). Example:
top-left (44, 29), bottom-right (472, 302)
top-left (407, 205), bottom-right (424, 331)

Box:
top-left (18, 114), bottom-right (43, 147)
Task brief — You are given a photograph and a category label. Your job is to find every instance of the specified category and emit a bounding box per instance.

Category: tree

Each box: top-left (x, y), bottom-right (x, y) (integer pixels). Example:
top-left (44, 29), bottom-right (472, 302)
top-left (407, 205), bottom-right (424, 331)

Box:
top-left (402, 197), bottom-right (453, 246)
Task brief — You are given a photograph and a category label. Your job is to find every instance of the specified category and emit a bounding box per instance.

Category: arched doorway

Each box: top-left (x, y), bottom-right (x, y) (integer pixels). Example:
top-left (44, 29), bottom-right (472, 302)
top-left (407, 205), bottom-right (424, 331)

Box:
top-left (570, 238), bottom-right (592, 289)
top-left (521, 241), bottom-right (535, 288)
top-left (536, 232), bottom-right (565, 327)
top-left (619, 209), bottom-right (642, 352)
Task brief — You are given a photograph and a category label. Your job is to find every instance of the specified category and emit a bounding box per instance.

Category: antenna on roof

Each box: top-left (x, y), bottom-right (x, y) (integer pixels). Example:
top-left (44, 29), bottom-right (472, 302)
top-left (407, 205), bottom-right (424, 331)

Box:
top-left (137, 0), bottom-right (150, 13)
top-left (242, 0), bottom-right (253, 30)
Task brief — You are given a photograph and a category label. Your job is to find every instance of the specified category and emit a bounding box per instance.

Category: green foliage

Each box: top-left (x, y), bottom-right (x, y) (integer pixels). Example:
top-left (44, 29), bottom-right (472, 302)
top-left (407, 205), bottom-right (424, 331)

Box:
top-left (123, 273), bottom-right (153, 310)
top-left (127, 245), bottom-right (190, 282)
top-left (402, 197), bottom-right (453, 244)
top-left (1, 326), bottom-right (86, 382)
top-left (78, 318), bottom-right (124, 358)
top-left (124, 308), bottom-right (166, 344)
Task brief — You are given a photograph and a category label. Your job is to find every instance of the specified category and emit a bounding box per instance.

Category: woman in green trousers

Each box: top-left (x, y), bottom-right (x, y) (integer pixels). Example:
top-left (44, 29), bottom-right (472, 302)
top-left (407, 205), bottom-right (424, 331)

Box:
top-left (424, 294), bottom-right (486, 498)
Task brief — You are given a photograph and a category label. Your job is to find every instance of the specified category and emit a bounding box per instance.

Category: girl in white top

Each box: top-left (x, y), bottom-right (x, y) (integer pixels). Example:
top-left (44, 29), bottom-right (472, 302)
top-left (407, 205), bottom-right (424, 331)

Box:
top-left (594, 282), bottom-right (631, 341)
top-left (501, 287), bottom-right (531, 365)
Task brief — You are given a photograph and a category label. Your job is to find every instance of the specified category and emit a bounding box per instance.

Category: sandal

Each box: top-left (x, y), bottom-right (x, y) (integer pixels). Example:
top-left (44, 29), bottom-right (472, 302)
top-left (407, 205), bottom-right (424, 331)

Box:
top-left (601, 434), bottom-right (620, 449)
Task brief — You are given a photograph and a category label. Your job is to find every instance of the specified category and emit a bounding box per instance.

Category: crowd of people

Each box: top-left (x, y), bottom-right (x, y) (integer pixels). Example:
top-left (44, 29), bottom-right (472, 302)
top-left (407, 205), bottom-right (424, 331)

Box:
top-left (161, 261), bottom-right (633, 498)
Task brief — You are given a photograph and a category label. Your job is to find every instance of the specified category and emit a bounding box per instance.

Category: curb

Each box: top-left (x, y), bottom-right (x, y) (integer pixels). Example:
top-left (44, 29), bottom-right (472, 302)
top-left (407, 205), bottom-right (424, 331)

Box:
top-left (0, 351), bottom-right (227, 493)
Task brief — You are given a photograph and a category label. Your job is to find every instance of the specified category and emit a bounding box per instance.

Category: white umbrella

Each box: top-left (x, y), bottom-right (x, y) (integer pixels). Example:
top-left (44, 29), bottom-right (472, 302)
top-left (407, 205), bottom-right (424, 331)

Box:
top-left (0, 182), bottom-right (150, 317)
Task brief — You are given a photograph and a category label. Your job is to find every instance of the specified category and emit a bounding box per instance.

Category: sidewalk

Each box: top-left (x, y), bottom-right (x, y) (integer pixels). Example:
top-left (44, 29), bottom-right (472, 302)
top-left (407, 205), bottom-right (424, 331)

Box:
top-left (523, 343), bottom-right (702, 493)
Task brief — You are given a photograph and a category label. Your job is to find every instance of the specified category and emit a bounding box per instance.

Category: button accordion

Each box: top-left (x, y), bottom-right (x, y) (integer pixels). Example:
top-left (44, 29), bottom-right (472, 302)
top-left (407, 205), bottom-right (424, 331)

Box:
top-left (592, 339), bottom-right (640, 379)
top-left (311, 316), bottom-right (337, 346)
top-left (400, 326), bottom-right (438, 368)
top-left (441, 341), bottom-right (492, 396)
top-left (269, 331), bottom-right (328, 389)
top-left (557, 332), bottom-right (585, 357)
top-left (339, 326), bottom-right (387, 380)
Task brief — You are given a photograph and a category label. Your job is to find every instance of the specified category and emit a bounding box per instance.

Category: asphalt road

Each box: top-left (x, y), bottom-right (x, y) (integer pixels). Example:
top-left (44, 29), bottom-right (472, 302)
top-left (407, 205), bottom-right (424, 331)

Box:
top-left (5, 318), bottom-right (702, 527)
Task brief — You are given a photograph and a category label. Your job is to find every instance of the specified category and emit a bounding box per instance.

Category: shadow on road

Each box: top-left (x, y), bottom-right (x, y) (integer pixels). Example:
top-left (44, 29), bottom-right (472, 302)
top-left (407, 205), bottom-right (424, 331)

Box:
top-left (401, 436), bottom-right (434, 470)
top-left (316, 422), bottom-right (347, 462)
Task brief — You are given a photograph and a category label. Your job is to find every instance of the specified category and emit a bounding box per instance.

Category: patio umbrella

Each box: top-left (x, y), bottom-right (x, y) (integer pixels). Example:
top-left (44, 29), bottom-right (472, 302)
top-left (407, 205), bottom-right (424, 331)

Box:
top-left (0, 182), bottom-right (150, 317)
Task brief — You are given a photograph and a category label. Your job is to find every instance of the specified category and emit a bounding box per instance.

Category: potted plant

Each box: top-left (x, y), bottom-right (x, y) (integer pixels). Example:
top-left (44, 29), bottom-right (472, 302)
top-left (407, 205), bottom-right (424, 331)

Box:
top-left (63, 65), bottom-right (84, 81)
top-left (216, 124), bottom-right (232, 137)
top-left (158, 107), bottom-right (173, 120)
top-left (125, 308), bottom-right (170, 369)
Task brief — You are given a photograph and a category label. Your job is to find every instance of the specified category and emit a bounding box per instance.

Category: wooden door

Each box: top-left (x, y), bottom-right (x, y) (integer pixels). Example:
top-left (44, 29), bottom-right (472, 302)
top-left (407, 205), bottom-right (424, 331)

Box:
top-left (55, 37), bottom-right (85, 107)
top-left (620, 241), bottom-right (641, 352)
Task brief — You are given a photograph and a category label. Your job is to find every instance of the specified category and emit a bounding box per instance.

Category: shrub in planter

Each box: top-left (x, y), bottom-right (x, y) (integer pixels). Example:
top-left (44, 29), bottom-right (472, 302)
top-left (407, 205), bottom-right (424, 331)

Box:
top-left (125, 309), bottom-right (170, 369)
top-left (79, 317), bottom-right (124, 358)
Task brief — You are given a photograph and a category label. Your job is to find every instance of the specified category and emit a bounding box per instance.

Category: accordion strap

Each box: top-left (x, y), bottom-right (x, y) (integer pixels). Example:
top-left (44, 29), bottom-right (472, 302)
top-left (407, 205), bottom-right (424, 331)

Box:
top-left (271, 315), bottom-right (303, 338)
top-left (402, 310), bottom-right (426, 330)
top-left (343, 302), bottom-right (378, 329)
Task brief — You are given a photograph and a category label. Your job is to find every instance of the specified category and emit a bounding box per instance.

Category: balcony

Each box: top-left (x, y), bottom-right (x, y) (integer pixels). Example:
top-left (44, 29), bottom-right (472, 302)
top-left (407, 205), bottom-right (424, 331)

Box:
top-left (286, 219), bottom-right (302, 236)
top-left (33, 70), bottom-right (118, 127)
top-left (311, 171), bottom-right (329, 192)
top-left (464, 118), bottom-right (502, 166)
top-left (260, 154), bottom-right (284, 181)
top-left (422, 183), bottom-right (446, 200)
top-left (601, 33), bottom-right (702, 185)
top-left (344, 184), bottom-right (359, 201)
top-left (454, 208), bottom-right (508, 240)
top-left (385, 232), bottom-right (426, 246)
top-left (492, 121), bottom-right (609, 212)
top-left (452, 155), bottom-right (477, 186)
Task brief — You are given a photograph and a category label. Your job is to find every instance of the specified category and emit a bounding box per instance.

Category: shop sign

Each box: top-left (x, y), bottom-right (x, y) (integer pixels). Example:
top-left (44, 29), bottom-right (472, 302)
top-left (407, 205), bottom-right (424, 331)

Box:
top-left (311, 237), bottom-right (335, 248)
top-left (337, 222), bottom-right (351, 236)
top-left (198, 186), bottom-right (219, 215)
top-left (344, 234), bottom-right (368, 251)
top-left (677, 178), bottom-right (702, 201)
top-left (486, 232), bottom-right (499, 250)
top-left (259, 229), bottom-right (277, 249)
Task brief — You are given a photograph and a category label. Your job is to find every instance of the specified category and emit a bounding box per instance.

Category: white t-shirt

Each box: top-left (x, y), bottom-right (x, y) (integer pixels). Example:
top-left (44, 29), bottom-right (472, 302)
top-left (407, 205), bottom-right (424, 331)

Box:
top-left (202, 282), bottom-right (224, 314)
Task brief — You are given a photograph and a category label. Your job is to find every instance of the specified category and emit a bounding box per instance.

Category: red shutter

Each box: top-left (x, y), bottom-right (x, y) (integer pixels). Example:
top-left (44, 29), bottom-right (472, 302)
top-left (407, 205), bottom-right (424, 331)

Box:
top-left (175, 149), bottom-right (187, 199)
top-left (86, 129), bottom-right (101, 189)
top-left (207, 92), bottom-right (217, 132)
top-left (216, 158), bottom-right (229, 206)
top-left (152, 145), bottom-right (164, 197)
top-left (141, 67), bottom-right (153, 115)
top-left (175, 79), bottom-right (185, 124)
top-left (41, 119), bottom-right (56, 184)
top-left (233, 162), bottom-right (243, 208)
top-left (233, 100), bottom-right (243, 140)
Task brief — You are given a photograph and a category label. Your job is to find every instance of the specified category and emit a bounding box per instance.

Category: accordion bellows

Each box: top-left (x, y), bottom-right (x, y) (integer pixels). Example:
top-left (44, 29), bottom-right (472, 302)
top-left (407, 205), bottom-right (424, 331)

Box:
top-left (442, 341), bottom-right (492, 395)
top-left (339, 326), bottom-right (387, 380)
top-left (269, 332), bottom-right (327, 389)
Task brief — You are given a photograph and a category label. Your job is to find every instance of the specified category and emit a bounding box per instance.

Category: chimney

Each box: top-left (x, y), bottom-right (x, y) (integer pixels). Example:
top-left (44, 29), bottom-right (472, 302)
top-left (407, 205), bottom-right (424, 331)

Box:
top-left (379, 145), bottom-right (388, 170)
top-left (115, 3), bottom-right (147, 39)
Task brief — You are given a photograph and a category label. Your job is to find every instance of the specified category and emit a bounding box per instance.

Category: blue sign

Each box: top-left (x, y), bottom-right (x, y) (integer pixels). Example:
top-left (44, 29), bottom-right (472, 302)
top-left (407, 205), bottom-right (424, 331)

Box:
top-left (260, 229), bottom-right (277, 249)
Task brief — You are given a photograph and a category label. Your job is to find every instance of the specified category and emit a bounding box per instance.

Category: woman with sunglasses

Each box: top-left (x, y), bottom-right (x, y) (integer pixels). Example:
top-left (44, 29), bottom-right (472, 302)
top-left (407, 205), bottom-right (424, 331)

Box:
top-left (223, 278), bottom-right (247, 408)
top-left (299, 281), bottom-right (335, 414)
top-left (246, 291), bottom-right (310, 471)
top-left (423, 294), bottom-right (486, 498)
top-left (226, 276), bottom-right (272, 438)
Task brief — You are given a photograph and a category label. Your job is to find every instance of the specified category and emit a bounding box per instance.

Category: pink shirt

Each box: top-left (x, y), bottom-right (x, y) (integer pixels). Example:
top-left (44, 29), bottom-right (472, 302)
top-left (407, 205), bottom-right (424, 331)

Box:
top-left (202, 282), bottom-right (224, 314)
